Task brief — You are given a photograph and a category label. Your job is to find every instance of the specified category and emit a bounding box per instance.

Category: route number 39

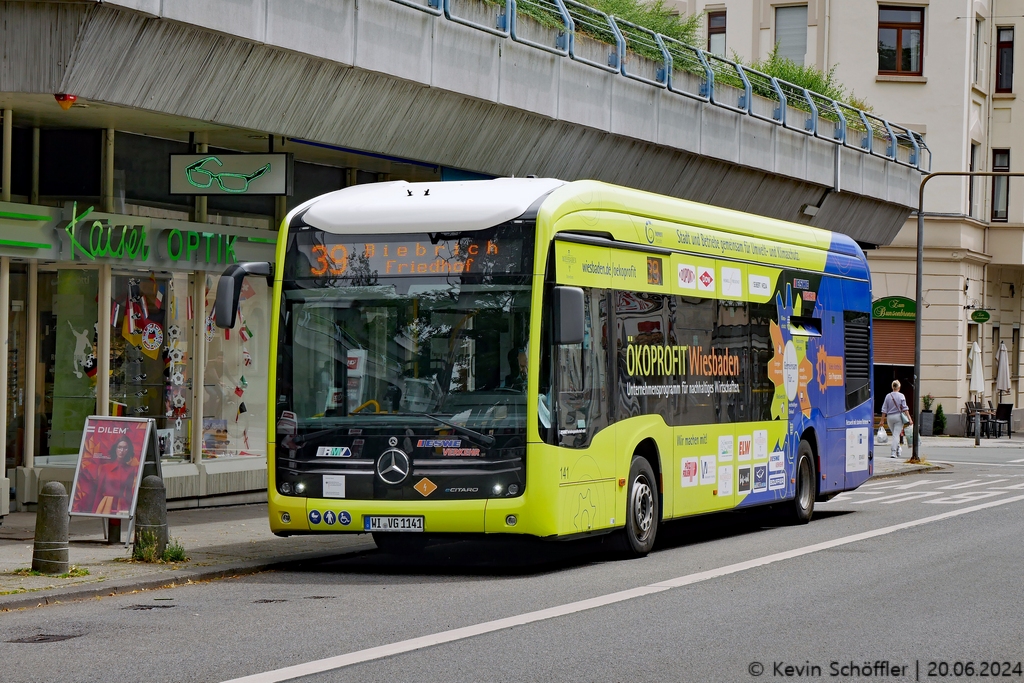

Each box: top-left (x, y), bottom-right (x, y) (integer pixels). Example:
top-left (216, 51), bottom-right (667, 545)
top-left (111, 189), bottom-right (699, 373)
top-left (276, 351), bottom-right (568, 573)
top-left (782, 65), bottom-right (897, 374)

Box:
top-left (310, 244), bottom-right (349, 276)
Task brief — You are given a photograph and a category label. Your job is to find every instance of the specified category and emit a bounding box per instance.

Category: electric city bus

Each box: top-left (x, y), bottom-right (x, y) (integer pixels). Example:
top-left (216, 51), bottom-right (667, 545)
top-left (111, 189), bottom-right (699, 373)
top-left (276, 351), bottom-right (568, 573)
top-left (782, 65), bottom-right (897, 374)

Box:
top-left (215, 178), bottom-right (873, 556)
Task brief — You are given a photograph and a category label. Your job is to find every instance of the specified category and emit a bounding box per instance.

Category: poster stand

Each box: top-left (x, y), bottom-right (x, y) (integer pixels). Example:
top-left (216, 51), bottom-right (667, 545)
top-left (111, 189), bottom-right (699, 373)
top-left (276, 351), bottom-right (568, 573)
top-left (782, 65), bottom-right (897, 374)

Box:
top-left (69, 417), bottom-right (162, 547)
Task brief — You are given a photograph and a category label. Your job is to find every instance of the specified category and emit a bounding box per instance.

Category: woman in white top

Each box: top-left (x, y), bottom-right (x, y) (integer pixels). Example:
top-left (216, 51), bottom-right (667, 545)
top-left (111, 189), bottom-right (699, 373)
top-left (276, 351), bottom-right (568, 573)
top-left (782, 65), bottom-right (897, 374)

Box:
top-left (881, 380), bottom-right (912, 458)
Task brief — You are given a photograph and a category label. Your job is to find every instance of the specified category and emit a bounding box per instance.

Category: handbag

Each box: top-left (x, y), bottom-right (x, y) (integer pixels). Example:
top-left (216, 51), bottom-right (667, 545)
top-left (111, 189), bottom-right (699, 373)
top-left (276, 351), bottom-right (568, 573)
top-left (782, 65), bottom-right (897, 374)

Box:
top-left (900, 411), bottom-right (911, 425)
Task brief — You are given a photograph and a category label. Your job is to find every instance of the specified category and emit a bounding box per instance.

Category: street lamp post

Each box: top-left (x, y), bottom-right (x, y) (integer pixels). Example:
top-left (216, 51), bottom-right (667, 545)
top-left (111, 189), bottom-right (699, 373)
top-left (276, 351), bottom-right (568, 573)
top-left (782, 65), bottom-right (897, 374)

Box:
top-left (912, 171), bottom-right (1024, 463)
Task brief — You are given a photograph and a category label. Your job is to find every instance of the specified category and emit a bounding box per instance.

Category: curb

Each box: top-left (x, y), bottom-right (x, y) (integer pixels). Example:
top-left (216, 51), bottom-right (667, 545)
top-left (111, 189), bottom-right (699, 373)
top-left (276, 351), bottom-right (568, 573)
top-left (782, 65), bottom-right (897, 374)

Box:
top-left (870, 462), bottom-right (947, 480)
top-left (0, 545), bottom-right (372, 612)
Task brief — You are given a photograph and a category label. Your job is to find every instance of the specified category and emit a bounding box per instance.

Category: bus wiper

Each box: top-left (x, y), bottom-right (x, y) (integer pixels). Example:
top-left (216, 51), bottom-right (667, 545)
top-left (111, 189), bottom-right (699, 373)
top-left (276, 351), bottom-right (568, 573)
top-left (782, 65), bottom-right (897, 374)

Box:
top-left (411, 413), bottom-right (495, 447)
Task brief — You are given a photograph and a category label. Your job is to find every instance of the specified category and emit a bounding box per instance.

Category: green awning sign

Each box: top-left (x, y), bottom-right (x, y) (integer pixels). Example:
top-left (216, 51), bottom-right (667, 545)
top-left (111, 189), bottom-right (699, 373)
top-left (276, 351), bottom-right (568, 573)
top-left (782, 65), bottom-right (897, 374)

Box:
top-left (971, 310), bottom-right (991, 323)
top-left (872, 296), bottom-right (916, 320)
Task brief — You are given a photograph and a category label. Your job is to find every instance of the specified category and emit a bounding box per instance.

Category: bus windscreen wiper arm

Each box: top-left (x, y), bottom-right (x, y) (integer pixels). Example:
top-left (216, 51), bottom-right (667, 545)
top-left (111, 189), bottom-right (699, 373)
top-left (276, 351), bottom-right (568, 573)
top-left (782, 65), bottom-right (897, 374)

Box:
top-left (413, 413), bottom-right (495, 447)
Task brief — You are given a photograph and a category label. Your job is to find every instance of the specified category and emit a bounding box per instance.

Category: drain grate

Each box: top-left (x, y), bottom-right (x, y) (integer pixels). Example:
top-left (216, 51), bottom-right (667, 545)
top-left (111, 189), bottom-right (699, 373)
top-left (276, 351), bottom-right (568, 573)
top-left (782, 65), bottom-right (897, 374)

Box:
top-left (303, 596), bottom-right (335, 600)
top-left (123, 604), bottom-right (176, 611)
top-left (253, 599), bottom-right (288, 604)
top-left (8, 634), bottom-right (81, 644)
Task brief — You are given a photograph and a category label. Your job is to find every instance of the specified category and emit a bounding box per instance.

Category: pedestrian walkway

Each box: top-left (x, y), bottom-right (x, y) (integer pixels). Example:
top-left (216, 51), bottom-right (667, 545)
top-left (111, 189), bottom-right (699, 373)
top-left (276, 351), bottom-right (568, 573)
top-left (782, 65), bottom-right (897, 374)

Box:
top-left (0, 450), bottom-right (949, 611)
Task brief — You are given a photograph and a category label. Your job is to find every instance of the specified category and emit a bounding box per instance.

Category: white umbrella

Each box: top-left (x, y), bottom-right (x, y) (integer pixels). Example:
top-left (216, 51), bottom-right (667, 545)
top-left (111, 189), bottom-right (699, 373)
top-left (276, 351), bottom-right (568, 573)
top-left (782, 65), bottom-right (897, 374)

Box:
top-left (996, 341), bottom-right (1012, 398)
top-left (969, 341), bottom-right (985, 397)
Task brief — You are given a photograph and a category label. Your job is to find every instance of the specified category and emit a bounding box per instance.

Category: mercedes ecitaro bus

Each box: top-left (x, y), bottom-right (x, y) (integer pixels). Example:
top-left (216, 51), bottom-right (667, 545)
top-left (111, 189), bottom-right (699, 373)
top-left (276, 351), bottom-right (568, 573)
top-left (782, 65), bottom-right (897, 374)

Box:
top-left (215, 178), bottom-right (873, 556)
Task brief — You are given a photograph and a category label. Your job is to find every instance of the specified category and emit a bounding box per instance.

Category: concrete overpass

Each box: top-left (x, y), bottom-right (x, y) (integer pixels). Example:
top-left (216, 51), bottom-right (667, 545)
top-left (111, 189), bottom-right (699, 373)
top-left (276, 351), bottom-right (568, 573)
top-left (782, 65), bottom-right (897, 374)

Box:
top-left (2, 0), bottom-right (925, 246)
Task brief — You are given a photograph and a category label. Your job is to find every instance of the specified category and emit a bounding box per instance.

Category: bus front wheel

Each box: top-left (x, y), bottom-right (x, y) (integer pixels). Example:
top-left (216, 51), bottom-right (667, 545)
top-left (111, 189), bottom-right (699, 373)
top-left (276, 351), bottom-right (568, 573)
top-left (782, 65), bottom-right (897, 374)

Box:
top-left (786, 441), bottom-right (816, 525)
top-left (623, 456), bottom-right (659, 557)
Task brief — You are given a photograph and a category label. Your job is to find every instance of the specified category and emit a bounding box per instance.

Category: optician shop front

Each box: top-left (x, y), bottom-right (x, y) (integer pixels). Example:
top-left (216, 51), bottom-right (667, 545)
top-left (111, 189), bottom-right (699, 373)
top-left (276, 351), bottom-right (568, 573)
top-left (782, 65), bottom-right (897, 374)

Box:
top-left (0, 201), bottom-right (277, 512)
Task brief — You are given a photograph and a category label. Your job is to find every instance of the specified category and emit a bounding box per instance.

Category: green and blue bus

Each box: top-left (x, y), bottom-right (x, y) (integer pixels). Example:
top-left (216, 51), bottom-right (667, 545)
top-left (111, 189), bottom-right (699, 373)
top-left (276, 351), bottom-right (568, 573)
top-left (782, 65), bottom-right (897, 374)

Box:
top-left (215, 178), bottom-right (873, 555)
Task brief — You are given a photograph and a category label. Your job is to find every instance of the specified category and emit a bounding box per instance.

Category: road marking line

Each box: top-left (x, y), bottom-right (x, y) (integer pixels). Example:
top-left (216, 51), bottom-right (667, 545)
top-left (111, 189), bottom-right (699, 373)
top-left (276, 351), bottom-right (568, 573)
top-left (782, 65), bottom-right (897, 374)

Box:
top-left (1008, 458), bottom-right (1024, 463)
top-left (222, 494), bottom-right (1024, 683)
top-left (932, 460), bottom-right (1024, 467)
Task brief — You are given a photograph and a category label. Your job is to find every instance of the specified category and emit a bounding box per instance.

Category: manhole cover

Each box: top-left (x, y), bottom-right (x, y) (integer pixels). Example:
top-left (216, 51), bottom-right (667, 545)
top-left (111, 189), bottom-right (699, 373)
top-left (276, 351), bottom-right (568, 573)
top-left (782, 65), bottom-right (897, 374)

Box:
top-left (303, 596), bottom-right (335, 600)
top-left (253, 599), bottom-right (288, 604)
top-left (123, 604), bottom-right (176, 611)
top-left (8, 634), bottom-right (81, 643)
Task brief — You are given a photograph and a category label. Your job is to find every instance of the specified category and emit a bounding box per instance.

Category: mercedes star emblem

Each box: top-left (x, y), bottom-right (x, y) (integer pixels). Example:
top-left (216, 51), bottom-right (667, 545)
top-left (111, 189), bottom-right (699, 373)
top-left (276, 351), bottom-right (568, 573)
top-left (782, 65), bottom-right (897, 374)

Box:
top-left (377, 449), bottom-right (411, 486)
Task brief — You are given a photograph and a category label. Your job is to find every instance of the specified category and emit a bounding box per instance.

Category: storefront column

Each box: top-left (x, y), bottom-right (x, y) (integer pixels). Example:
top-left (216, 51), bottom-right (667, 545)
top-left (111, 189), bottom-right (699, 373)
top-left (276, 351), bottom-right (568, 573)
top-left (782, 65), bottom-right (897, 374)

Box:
top-left (0, 257), bottom-right (9, 514)
top-left (102, 129), bottom-right (115, 213)
top-left (23, 260), bottom-right (37, 470)
top-left (1, 109), bottom-right (12, 202)
top-left (96, 265), bottom-right (111, 416)
top-left (191, 272), bottom-right (206, 465)
top-left (30, 128), bottom-right (40, 205)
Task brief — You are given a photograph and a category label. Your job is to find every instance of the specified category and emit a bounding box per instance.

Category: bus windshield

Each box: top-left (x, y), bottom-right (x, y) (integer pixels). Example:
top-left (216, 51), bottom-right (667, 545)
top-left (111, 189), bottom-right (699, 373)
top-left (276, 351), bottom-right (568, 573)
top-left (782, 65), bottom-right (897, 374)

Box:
top-left (277, 222), bottom-right (534, 435)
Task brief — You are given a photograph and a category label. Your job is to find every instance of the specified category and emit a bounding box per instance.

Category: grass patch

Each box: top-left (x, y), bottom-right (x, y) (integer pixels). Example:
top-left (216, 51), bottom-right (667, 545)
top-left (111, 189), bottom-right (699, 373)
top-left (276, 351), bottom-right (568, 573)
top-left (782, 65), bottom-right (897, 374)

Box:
top-left (163, 538), bottom-right (188, 563)
top-left (131, 532), bottom-right (189, 563)
top-left (11, 565), bottom-right (90, 578)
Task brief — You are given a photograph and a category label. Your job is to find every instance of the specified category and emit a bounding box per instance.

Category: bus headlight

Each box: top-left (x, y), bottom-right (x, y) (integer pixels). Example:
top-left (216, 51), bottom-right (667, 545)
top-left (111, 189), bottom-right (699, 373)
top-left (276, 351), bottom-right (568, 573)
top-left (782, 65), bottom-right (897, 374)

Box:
top-left (492, 484), bottom-right (503, 495)
top-left (280, 482), bottom-right (292, 494)
top-left (281, 512), bottom-right (291, 523)
top-left (294, 482), bottom-right (307, 494)
top-left (508, 484), bottom-right (519, 495)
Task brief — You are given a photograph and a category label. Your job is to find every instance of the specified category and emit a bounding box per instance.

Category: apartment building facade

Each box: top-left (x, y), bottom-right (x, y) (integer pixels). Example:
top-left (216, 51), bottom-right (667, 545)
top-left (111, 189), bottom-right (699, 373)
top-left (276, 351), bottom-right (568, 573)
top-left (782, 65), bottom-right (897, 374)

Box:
top-left (671, 0), bottom-right (1024, 433)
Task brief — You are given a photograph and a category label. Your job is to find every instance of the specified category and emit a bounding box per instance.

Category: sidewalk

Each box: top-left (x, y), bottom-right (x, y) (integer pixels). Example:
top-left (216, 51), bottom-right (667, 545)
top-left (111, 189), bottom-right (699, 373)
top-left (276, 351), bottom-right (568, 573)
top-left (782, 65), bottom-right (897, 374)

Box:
top-left (0, 451), bottom-right (949, 611)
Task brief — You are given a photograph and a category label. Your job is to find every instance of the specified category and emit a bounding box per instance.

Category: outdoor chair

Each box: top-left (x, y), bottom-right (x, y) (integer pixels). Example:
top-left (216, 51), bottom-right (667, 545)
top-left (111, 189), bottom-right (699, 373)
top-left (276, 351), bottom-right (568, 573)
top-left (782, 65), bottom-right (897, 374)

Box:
top-left (992, 403), bottom-right (1013, 438)
top-left (965, 402), bottom-right (993, 438)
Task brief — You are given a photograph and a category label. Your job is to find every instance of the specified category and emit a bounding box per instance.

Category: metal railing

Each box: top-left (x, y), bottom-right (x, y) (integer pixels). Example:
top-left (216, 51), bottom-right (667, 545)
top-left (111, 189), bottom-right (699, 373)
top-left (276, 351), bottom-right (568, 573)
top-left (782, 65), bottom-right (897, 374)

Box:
top-left (389, 0), bottom-right (931, 172)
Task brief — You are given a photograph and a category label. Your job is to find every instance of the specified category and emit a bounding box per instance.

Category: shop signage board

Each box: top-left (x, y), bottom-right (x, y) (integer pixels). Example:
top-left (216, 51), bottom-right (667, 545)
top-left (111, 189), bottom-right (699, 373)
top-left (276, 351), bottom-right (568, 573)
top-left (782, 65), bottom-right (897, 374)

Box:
top-left (169, 153), bottom-right (293, 196)
top-left (971, 309), bottom-right (992, 323)
top-left (54, 203), bottom-right (277, 269)
top-left (68, 416), bottom-right (162, 520)
top-left (872, 296), bottom-right (916, 320)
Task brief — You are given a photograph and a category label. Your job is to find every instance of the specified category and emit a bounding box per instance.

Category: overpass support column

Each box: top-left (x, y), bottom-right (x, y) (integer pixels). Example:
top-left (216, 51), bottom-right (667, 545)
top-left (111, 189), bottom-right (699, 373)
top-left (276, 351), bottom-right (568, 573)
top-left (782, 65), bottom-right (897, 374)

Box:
top-left (2, 109), bottom-right (11, 202)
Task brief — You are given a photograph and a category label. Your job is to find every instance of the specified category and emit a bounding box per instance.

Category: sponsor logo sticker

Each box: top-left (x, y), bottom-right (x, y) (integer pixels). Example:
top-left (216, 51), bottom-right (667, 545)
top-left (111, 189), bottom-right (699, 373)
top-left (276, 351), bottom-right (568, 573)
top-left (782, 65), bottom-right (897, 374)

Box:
top-left (802, 290), bottom-right (817, 302)
top-left (793, 278), bottom-right (810, 290)
top-left (749, 274), bottom-right (772, 296)
top-left (846, 427), bottom-right (869, 472)
top-left (718, 466), bottom-right (733, 496)
top-left (753, 430), bottom-right (768, 460)
top-left (721, 267), bottom-right (742, 298)
top-left (308, 510), bottom-right (321, 525)
top-left (678, 264), bottom-right (697, 289)
top-left (417, 439), bottom-right (462, 448)
top-left (738, 435), bottom-right (752, 462)
top-left (697, 267), bottom-right (715, 292)
top-left (769, 472), bottom-right (786, 491)
top-left (699, 455), bottom-right (717, 485)
top-left (414, 478), bottom-right (438, 497)
top-left (316, 446), bottom-right (352, 458)
top-left (680, 457), bottom-right (699, 487)
top-left (718, 435), bottom-right (734, 462)
top-left (753, 465), bottom-right (768, 493)
top-left (323, 510), bottom-right (337, 526)
top-left (738, 466), bottom-right (751, 493)
top-left (769, 450), bottom-right (785, 472)
top-left (339, 511), bottom-right (351, 526)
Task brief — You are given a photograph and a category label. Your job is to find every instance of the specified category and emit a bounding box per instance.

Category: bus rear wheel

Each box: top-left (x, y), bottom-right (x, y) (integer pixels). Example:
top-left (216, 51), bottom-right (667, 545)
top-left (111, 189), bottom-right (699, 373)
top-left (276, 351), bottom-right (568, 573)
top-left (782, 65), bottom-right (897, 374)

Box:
top-left (786, 440), bottom-right (816, 525)
top-left (623, 456), bottom-right (659, 557)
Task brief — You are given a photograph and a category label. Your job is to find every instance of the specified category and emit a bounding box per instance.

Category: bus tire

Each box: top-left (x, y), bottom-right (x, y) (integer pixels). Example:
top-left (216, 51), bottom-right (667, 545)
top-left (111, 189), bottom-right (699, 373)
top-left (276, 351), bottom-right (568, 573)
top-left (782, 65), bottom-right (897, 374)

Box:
top-left (623, 456), bottom-right (659, 557)
top-left (372, 532), bottom-right (430, 554)
top-left (787, 441), bottom-right (816, 525)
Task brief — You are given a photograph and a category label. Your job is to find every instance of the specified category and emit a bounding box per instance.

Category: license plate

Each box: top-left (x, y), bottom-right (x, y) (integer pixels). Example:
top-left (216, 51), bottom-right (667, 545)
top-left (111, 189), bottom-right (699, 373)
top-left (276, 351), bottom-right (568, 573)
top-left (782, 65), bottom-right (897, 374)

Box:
top-left (364, 516), bottom-right (424, 532)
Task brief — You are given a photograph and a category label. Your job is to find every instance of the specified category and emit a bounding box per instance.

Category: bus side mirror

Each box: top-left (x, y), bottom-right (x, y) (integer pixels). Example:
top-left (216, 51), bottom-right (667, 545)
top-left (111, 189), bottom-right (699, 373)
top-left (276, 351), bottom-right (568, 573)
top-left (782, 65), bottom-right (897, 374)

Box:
top-left (214, 262), bottom-right (273, 329)
top-left (553, 286), bottom-right (585, 345)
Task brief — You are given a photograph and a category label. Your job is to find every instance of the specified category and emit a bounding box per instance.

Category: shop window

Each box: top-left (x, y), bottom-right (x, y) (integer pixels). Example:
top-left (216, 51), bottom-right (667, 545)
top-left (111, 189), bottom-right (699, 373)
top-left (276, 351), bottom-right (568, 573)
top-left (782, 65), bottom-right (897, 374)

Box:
top-left (775, 5), bottom-right (808, 65)
top-left (5, 266), bottom-right (28, 472)
top-left (203, 274), bottom-right (270, 458)
top-left (997, 27), bottom-right (1015, 93)
top-left (110, 273), bottom-right (194, 461)
top-left (992, 149), bottom-right (1010, 222)
top-left (967, 323), bottom-right (979, 369)
top-left (708, 11), bottom-right (727, 57)
top-left (878, 6), bottom-right (924, 75)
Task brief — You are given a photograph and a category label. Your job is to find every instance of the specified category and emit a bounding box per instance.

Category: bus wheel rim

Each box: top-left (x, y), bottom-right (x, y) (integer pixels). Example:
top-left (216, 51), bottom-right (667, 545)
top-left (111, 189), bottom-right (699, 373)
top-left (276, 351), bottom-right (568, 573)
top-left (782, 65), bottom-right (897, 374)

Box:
top-left (631, 475), bottom-right (654, 540)
top-left (798, 459), bottom-right (811, 510)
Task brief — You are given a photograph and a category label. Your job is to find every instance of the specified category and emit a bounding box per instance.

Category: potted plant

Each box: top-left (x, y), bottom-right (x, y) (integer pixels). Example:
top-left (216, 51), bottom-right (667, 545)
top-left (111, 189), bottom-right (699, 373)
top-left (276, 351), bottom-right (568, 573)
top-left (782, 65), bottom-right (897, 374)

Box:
top-left (934, 403), bottom-right (946, 435)
top-left (919, 394), bottom-right (935, 436)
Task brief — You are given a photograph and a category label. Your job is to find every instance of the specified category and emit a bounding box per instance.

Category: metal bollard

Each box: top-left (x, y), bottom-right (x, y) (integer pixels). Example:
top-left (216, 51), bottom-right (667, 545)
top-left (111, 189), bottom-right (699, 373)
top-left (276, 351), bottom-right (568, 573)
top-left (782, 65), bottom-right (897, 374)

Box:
top-left (134, 475), bottom-right (168, 557)
top-left (32, 481), bottom-right (69, 575)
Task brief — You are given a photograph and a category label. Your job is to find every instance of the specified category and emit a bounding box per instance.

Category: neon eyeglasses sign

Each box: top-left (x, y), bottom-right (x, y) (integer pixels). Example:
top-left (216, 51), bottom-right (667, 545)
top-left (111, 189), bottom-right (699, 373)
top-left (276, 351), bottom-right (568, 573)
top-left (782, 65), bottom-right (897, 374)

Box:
top-left (170, 153), bottom-right (292, 196)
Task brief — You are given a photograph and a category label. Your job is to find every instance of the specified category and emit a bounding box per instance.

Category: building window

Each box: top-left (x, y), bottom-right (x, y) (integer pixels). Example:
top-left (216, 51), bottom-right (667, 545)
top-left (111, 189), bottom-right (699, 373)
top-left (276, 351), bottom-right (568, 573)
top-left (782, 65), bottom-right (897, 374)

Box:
top-left (775, 5), bottom-right (808, 65)
top-left (993, 149), bottom-right (1010, 222)
top-left (878, 6), bottom-right (924, 75)
top-left (1013, 327), bottom-right (1020, 377)
top-left (993, 326), bottom-right (1001, 380)
top-left (969, 143), bottom-right (979, 218)
top-left (708, 11), bottom-right (727, 57)
top-left (974, 19), bottom-right (983, 84)
top-left (997, 27), bottom-right (1015, 92)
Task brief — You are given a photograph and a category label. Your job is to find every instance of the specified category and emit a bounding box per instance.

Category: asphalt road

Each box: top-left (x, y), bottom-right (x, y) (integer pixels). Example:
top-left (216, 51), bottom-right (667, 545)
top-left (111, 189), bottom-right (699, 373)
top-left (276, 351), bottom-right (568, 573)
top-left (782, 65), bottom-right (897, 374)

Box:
top-left (3, 454), bottom-right (1024, 683)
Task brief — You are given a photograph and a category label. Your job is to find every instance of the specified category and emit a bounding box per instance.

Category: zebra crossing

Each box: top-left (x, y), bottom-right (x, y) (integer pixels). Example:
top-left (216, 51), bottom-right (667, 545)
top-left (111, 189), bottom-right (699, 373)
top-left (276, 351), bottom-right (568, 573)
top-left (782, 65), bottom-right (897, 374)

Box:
top-left (829, 475), bottom-right (1024, 507)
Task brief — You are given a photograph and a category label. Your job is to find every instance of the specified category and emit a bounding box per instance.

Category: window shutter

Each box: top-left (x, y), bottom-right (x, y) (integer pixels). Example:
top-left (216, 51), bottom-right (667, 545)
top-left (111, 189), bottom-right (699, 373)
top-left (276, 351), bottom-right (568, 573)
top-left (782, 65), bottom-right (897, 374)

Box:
top-left (775, 6), bottom-right (808, 65)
